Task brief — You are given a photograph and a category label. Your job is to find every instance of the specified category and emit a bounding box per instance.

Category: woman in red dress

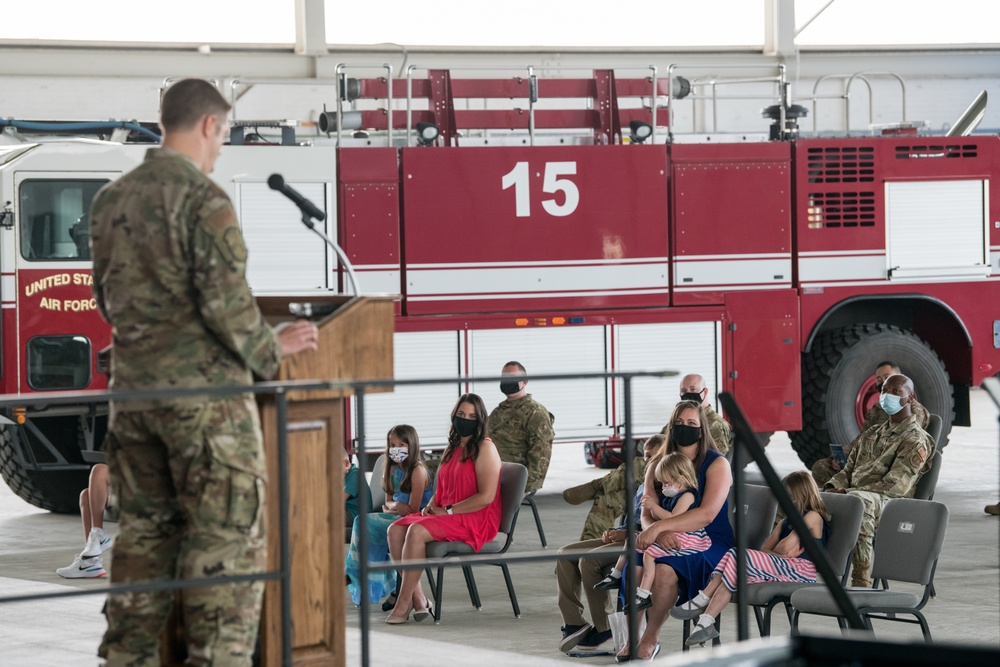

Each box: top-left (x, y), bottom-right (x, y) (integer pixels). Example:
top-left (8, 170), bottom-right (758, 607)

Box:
top-left (385, 393), bottom-right (503, 623)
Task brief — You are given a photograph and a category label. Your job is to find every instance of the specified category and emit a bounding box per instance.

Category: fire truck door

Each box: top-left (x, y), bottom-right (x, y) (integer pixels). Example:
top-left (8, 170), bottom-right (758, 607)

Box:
top-left (14, 172), bottom-right (114, 392)
top-left (723, 289), bottom-right (801, 433)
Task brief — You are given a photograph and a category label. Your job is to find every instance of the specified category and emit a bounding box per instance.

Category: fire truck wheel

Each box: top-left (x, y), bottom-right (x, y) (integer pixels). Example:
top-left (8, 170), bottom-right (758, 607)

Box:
top-left (790, 323), bottom-right (953, 467)
top-left (0, 426), bottom-right (89, 514)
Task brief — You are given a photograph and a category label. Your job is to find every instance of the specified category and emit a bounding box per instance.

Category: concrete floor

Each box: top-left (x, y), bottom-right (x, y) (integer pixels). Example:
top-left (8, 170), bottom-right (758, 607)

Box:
top-left (1, 390), bottom-right (998, 666)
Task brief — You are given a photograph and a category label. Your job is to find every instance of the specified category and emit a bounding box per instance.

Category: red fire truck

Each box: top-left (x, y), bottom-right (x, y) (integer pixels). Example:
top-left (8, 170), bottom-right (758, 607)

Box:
top-left (1, 66), bottom-right (995, 511)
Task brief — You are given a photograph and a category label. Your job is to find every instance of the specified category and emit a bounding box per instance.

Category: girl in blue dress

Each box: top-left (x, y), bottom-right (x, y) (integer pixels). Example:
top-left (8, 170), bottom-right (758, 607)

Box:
top-left (346, 424), bottom-right (433, 606)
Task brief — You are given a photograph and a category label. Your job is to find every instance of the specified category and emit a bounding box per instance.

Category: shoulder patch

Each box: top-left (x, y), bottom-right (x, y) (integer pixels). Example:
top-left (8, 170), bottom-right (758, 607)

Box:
top-left (909, 447), bottom-right (928, 468)
top-left (221, 227), bottom-right (249, 264)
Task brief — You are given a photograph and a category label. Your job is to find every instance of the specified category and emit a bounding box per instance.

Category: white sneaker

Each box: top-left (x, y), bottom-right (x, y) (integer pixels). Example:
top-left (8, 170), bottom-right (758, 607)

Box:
top-left (80, 527), bottom-right (112, 558)
top-left (56, 554), bottom-right (106, 579)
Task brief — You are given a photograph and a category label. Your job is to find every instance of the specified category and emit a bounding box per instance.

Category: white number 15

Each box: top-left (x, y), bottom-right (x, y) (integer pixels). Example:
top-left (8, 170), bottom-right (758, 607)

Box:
top-left (501, 161), bottom-right (579, 218)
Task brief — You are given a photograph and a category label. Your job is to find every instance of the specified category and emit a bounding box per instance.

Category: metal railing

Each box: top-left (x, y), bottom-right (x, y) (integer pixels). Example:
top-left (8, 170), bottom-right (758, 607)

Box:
top-left (0, 369), bottom-right (868, 666)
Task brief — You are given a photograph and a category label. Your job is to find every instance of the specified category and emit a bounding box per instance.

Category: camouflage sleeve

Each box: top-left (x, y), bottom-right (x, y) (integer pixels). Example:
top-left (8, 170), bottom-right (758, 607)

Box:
top-left (856, 433), bottom-right (933, 497)
top-left (523, 408), bottom-right (554, 493)
top-left (710, 417), bottom-right (732, 454)
top-left (191, 194), bottom-right (282, 379)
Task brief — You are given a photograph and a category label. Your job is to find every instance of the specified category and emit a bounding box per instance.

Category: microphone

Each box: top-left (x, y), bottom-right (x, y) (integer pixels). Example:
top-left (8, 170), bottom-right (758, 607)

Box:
top-left (267, 173), bottom-right (326, 222)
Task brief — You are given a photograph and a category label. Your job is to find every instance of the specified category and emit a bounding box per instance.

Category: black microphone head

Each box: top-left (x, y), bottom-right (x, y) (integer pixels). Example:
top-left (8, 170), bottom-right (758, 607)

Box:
top-left (267, 174), bottom-right (285, 190)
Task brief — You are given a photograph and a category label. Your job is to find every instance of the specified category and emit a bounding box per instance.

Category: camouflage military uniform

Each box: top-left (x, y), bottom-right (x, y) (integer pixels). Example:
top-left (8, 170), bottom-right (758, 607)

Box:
top-left (661, 404), bottom-right (732, 454)
top-left (91, 147), bottom-right (281, 666)
top-left (812, 399), bottom-right (930, 487)
top-left (488, 394), bottom-right (554, 494)
top-left (574, 457), bottom-right (647, 541)
top-left (825, 414), bottom-right (935, 587)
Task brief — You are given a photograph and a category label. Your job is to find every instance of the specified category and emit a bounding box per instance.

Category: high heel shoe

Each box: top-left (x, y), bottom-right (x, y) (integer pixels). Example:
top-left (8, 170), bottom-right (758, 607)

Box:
top-left (385, 604), bottom-right (412, 625)
top-left (413, 601), bottom-right (433, 623)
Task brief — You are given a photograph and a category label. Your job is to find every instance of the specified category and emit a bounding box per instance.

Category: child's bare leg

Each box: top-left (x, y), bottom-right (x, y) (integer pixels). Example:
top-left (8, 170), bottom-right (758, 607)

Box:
top-left (639, 552), bottom-right (657, 591)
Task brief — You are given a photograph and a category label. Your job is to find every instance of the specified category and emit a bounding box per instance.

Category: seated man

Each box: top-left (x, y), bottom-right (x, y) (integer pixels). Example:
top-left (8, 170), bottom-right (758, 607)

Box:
top-left (555, 436), bottom-right (662, 654)
top-left (56, 463), bottom-right (113, 578)
top-left (662, 373), bottom-right (732, 454)
top-left (825, 373), bottom-right (935, 588)
top-left (812, 360), bottom-right (930, 487)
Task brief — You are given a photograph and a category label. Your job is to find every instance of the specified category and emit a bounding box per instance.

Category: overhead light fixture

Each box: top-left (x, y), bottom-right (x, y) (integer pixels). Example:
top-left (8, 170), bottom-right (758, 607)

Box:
top-left (629, 120), bottom-right (653, 144)
top-left (415, 122), bottom-right (440, 146)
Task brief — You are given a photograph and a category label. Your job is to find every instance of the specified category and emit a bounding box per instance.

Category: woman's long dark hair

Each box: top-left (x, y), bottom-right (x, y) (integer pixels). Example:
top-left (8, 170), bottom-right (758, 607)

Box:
top-left (663, 400), bottom-right (718, 469)
top-left (442, 393), bottom-right (489, 464)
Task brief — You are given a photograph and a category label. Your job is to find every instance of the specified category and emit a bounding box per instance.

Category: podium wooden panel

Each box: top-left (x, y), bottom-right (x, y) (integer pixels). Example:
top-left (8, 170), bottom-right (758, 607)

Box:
top-left (257, 295), bottom-right (394, 666)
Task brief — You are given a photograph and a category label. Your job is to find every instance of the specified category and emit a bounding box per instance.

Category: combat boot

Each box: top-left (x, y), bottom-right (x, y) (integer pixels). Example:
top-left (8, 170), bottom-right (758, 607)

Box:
top-left (850, 565), bottom-right (872, 589)
top-left (986, 504), bottom-right (999, 516)
top-left (563, 478), bottom-right (602, 505)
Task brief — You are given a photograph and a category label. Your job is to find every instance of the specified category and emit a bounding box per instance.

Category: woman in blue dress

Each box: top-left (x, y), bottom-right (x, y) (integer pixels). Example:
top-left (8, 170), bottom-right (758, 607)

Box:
top-left (617, 400), bottom-right (734, 661)
top-left (346, 424), bottom-right (433, 606)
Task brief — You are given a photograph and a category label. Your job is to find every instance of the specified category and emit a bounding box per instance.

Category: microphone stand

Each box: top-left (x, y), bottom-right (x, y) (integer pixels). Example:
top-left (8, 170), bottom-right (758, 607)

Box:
top-left (299, 212), bottom-right (361, 296)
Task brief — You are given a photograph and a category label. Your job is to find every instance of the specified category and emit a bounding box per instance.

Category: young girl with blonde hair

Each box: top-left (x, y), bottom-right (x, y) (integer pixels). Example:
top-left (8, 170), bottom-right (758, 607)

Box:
top-left (595, 452), bottom-right (712, 611)
top-left (674, 471), bottom-right (830, 645)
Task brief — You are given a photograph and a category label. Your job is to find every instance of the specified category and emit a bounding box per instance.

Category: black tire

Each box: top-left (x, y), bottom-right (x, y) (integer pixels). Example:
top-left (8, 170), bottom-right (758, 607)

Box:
top-left (0, 424), bottom-right (88, 513)
top-left (790, 324), bottom-right (953, 467)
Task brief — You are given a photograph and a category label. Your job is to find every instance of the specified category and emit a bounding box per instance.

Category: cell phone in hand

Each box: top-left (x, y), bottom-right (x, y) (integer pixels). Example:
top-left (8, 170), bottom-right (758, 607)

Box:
top-left (829, 444), bottom-right (847, 467)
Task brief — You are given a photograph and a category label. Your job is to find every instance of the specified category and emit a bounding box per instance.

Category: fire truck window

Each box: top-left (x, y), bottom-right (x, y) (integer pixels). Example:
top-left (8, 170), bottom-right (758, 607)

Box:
top-left (19, 180), bottom-right (108, 261)
top-left (27, 335), bottom-right (92, 390)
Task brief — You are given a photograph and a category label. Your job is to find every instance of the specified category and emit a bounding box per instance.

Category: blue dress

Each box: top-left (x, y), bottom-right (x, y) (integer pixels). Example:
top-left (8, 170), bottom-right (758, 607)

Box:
top-left (653, 448), bottom-right (733, 604)
top-left (345, 465), bottom-right (433, 605)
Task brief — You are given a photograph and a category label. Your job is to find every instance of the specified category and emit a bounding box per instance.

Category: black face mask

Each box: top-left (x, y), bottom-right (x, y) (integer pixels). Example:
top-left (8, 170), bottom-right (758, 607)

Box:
top-left (500, 380), bottom-right (522, 396)
top-left (875, 382), bottom-right (884, 393)
top-left (671, 424), bottom-right (701, 448)
top-left (680, 391), bottom-right (703, 403)
top-left (453, 416), bottom-right (478, 438)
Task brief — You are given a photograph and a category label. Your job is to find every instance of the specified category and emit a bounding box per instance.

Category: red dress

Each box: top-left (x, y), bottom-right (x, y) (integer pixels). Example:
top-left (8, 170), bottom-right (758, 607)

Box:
top-left (393, 445), bottom-right (502, 552)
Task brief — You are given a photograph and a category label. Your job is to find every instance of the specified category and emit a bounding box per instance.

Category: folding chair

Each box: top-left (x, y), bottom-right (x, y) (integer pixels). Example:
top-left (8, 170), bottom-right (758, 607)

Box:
top-left (790, 498), bottom-right (949, 641)
top-left (424, 462), bottom-right (528, 623)
top-left (746, 492), bottom-right (864, 636)
top-left (521, 491), bottom-right (548, 548)
top-left (682, 484), bottom-right (778, 650)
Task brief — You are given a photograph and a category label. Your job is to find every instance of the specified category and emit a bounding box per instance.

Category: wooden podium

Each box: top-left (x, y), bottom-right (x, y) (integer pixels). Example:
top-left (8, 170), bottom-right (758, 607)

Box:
top-left (255, 294), bottom-right (394, 666)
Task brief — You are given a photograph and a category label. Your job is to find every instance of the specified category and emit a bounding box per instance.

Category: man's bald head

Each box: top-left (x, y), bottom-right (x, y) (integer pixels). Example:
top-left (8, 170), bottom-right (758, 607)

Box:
top-left (880, 374), bottom-right (914, 421)
top-left (679, 374), bottom-right (708, 405)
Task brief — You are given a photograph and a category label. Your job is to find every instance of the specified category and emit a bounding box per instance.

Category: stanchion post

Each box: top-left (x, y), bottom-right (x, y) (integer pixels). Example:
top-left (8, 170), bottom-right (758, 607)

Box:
top-left (623, 375), bottom-right (638, 659)
top-left (355, 388), bottom-right (371, 667)
top-left (276, 388), bottom-right (293, 667)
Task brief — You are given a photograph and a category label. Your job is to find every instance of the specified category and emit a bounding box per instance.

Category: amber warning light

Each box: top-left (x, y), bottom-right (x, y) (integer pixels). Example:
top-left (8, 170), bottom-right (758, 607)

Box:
top-left (13, 407), bottom-right (26, 424)
top-left (514, 316), bottom-right (584, 327)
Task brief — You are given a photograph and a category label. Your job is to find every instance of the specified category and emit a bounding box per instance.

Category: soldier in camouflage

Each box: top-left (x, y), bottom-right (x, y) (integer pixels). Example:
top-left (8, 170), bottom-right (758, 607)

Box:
top-left (661, 374), bottom-right (732, 454)
top-left (812, 361), bottom-right (931, 487)
top-left (825, 374), bottom-right (935, 588)
top-left (488, 362), bottom-right (555, 494)
top-left (90, 79), bottom-right (319, 666)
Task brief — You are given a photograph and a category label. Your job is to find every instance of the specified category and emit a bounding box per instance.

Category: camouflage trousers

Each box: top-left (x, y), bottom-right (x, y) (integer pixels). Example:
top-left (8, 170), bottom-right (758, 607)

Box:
top-left (847, 490), bottom-right (890, 587)
top-left (811, 457), bottom-right (839, 488)
top-left (100, 396), bottom-right (267, 667)
top-left (556, 538), bottom-right (618, 633)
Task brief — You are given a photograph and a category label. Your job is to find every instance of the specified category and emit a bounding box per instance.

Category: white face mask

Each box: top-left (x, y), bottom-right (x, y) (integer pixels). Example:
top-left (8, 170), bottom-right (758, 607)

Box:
top-left (661, 485), bottom-right (681, 497)
top-left (388, 447), bottom-right (409, 463)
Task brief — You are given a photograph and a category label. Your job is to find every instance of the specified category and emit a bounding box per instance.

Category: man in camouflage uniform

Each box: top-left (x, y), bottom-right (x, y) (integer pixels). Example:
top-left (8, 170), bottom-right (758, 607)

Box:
top-left (661, 374), bottom-right (732, 454)
top-left (555, 437), bottom-right (661, 653)
top-left (90, 79), bottom-right (319, 666)
top-left (488, 361), bottom-right (555, 494)
top-left (812, 361), bottom-right (931, 487)
top-left (825, 374), bottom-right (935, 588)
